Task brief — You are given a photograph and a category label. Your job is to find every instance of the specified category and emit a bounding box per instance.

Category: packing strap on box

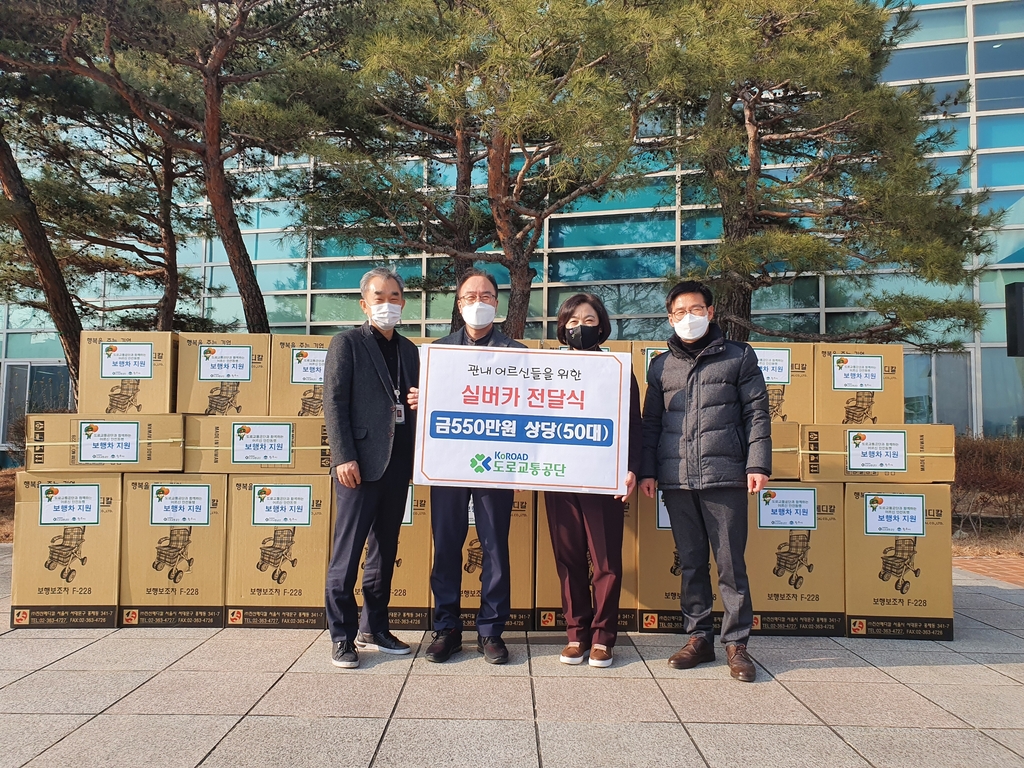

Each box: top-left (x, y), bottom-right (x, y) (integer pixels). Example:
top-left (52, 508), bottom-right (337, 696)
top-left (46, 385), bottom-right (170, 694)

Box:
top-left (799, 449), bottom-right (954, 458)
top-left (185, 445), bottom-right (327, 451)
top-left (31, 438), bottom-right (183, 446)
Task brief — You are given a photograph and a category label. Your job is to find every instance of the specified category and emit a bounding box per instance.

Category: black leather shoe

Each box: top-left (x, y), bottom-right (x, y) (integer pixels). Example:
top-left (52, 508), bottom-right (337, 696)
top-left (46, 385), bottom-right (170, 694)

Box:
top-left (425, 628), bottom-right (463, 663)
top-left (355, 630), bottom-right (411, 655)
top-left (477, 635), bottom-right (509, 665)
top-left (331, 640), bottom-right (359, 669)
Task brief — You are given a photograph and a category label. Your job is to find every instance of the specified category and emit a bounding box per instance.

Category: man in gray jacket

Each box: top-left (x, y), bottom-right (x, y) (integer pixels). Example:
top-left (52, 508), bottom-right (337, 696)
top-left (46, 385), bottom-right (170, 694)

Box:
top-left (324, 267), bottom-right (419, 669)
top-left (640, 280), bottom-right (771, 682)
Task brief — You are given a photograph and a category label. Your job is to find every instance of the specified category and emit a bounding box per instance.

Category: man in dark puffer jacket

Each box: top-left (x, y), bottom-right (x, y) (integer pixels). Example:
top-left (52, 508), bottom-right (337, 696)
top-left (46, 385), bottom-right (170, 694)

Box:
top-left (640, 280), bottom-right (771, 683)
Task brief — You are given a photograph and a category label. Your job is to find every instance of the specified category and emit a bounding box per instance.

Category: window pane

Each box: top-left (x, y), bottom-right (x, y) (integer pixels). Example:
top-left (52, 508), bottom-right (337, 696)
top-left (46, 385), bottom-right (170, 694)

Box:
top-left (904, 353), bottom-right (933, 424)
top-left (208, 266), bottom-right (237, 293)
top-left (935, 352), bottom-right (972, 433)
top-left (547, 283), bottom-right (665, 316)
top-left (748, 313), bottom-right (820, 340)
top-left (975, 1), bottom-right (1024, 37)
top-left (567, 179), bottom-right (674, 213)
top-left (204, 296), bottom-right (244, 327)
top-left (313, 238), bottom-right (375, 259)
top-left (882, 44), bottom-right (968, 81)
top-left (981, 347), bottom-right (1024, 436)
top-left (930, 155), bottom-right (970, 189)
top-left (751, 278), bottom-right (820, 310)
top-left (549, 213), bottom-right (676, 248)
top-left (255, 233), bottom-right (305, 261)
top-left (982, 191), bottom-right (1024, 225)
top-left (902, 80), bottom-right (970, 114)
top-left (923, 117), bottom-right (970, 151)
top-left (548, 248), bottom-right (675, 282)
top-left (982, 308), bottom-right (1006, 341)
top-left (470, 260), bottom-right (543, 285)
top-left (7, 306), bottom-right (52, 330)
top-left (257, 202), bottom-right (295, 230)
top-left (256, 263), bottom-right (307, 291)
top-left (178, 238), bottom-right (205, 266)
top-left (495, 289), bottom-right (543, 318)
top-left (681, 213), bottom-right (723, 241)
top-left (976, 38), bottom-right (1024, 74)
top-left (978, 115), bottom-right (1024, 149)
top-left (2, 364), bottom-right (28, 443)
top-left (824, 311), bottom-right (884, 334)
top-left (993, 229), bottom-right (1024, 264)
top-left (904, 8), bottom-right (966, 43)
top-left (427, 292), bottom-right (456, 321)
top-left (310, 294), bottom-right (365, 322)
top-left (5, 332), bottom-right (65, 359)
top-left (976, 75), bottom-right (1024, 111)
top-left (264, 295), bottom-right (307, 324)
top-left (209, 235), bottom-right (256, 263)
top-left (978, 152), bottom-right (1024, 188)
top-left (980, 268), bottom-right (1024, 303)
top-left (28, 365), bottom-right (71, 413)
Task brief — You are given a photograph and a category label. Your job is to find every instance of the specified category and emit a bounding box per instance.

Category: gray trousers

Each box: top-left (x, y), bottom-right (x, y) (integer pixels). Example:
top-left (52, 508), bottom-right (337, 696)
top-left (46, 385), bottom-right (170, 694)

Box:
top-left (662, 487), bottom-right (752, 646)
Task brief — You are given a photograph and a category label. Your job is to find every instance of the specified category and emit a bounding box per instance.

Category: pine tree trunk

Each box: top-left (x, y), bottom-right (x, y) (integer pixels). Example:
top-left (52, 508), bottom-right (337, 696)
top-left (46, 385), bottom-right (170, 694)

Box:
top-left (502, 255), bottom-right (534, 339)
top-left (156, 145), bottom-right (178, 331)
top-left (448, 256), bottom-right (473, 331)
top-left (0, 122), bottom-right (82, 390)
top-left (714, 280), bottom-right (753, 342)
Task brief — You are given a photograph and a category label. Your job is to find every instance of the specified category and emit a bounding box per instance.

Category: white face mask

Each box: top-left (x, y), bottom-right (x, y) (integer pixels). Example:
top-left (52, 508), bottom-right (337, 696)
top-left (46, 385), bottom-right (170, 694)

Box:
top-left (673, 313), bottom-right (710, 341)
top-left (369, 302), bottom-right (402, 330)
top-left (461, 301), bottom-right (496, 330)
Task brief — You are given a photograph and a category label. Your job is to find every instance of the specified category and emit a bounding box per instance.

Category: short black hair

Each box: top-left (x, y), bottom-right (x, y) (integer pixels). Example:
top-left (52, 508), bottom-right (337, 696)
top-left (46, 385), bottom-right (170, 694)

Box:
top-left (666, 280), bottom-right (713, 311)
top-left (456, 267), bottom-right (499, 298)
top-left (555, 293), bottom-right (612, 346)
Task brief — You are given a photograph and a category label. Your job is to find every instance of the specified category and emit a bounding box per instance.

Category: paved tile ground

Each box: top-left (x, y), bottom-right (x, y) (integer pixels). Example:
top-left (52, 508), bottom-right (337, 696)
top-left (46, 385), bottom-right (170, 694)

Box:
top-left (954, 557), bottom-right (1024, 588)
top-left (2, 543), bottom-right (1024, 767)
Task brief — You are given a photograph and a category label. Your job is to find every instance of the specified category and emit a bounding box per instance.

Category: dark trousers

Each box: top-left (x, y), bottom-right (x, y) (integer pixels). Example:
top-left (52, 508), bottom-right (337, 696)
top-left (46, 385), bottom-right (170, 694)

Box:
top-left (662, 487), bottom-right (752, 646)
top-left (430, 485), bottom-right (513, 637)
top-left (325, 456), bottom-right (410, 643)
top-left (544, 491), bottom-right (624, 648)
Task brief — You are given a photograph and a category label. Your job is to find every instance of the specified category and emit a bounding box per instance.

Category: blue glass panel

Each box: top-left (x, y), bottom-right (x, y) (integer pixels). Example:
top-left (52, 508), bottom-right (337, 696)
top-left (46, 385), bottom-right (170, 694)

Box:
top-left (976, 38), bottom-right (1024, 73)
top-left (265, 295), bottom-right (307, 324)
top-left (209, 235), bottom-right (256, 263)
top-left (205, 296), bottom-right (244, 326)
top-left (980, 268), bottom-right (1024, 303)
top-left (981, 347), bottom-right (1024, 437)
top-left (313, 237), bottom-right (375, 259)
top-left (471, 260), bottom-right (544, 285)
top-left (901, 80), bottom-right (969, 114)
top-left (881, 44), bottom-right (967, 81)
top-left (982, 191), bottom-right (1024, 225)
top-left (497, 289), bottom-right (544, 318)
top-left (547, 283), bottom-right (666, 315)
top-left (178, 238), bottom-right (205, 266)
top-left (978, 152), bottom-right (1024, 187)
top-left (751, 278), bottom-right (820, 310)
top-left (982, 308), bottom-right (1007, 341)
top-left (7, 306), bottom-right (52, 330)
top-left (975, 1), bottom-right (1024, 37)
top-left (681, 213), bottom-right (723, 241)
top-left (256, 263), bottom-right (307, 291)
top-left (567, 178), bottom-right (674, 213)
top-left (257, 202), bottom-right (295, 230)
top-left (994, 229), bottom-right (1024, 264)
top-left (904, 353), bottom-right (933, 424)
top-left (312, 261), bottom-right (372, 290)
top-left (931, 156), bottom-right (970, 189)
top-left (428, 160), bottom-right (486, 187)
top-left (940, 117), bottom-right (970, 151)
top-left (903, 8), bottom-right (966, 43)
top-left (549, 213), bottom-right (676, 248)
top-left (748, 313), bottom-right (820, 340)
top-left (208, 266), bottom-right (237, 293)
top-left (825, 311), bottom-right (885, 334)
top-left (639, 110), bottom-right (675, 138)
top-left (311, 294), bottom-right (365, 322)
top-left (976, 76), bottom-right (1024, 111)
top-left (548, 248), bottom-right (675, 282)
top-left (5, 332), bottom-right (65, 359)
top-left (978, 115), bottom-right (1024, 149)
top-left (256, 233), bottom-right (306, 261)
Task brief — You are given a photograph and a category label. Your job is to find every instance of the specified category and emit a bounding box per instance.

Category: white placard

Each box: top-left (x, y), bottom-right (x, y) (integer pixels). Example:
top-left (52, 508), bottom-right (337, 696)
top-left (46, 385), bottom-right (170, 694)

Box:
top-left (832, 354), bottom-right (884, 391)
top-left (847, 430), bottom-right (908, 472)
top-left (414, 346), bottom-right (632, 494)
top-left (758, 487), bottom-right (817, 529)
top-left (864, 493), bottom-right (926, 536)
top-left (291, 348), bottom-right (328, 384)
top-left (403, 486), bottom-right (414, 526)
top-left (252, 484), bottom-right (312, 525)
top-left (78, 421), bottom-right (140, 463)
top-left (150, 485), bottom-right (211, 526)
top-left (39, 484), bottom-right (100, 525)
top-left (754, 348), bottom-right (791, 385)
top-left (198, 345), bottom-right (252, 381)
top-left (231, 423), bottom-right (293, 464)
top-left (100, 342), bottom-right (153, 379)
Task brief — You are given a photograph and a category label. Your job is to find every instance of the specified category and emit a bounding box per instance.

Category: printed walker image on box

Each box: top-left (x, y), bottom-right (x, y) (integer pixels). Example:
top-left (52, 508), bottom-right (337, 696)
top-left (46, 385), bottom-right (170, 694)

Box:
top-left (747, 483), bottom-right (845, 636)
top-left (269, 335), bottom-right (329, 417)
top-left (813, 343), bottom-right (905, 425)
top-left (342, 485), bottom-right (431, 630)
top-left (10, 472), bottom-right (123, 628)
top-left (27, 414), bottom-right (184, 472)
top-left (176, 333), bottom-right (271, 416)
top-left (184, 416), bottom-right (330, 474)
top-left (844, 483), bottom-right (953, 640)
top-left (800, 424), bottom-right (956, 484)
top-left (751, 342), bottom-right (815, 426)
top-left (119, 474), bottom-right (228, 627)
top-left (637, 491), bottom-right (721, 633)
top-left (225, 475), bottom-right (331, 628)
top-left (79, 331), bottom-right (178, 414)
top-left (535, 491), bottom-right (639, 633)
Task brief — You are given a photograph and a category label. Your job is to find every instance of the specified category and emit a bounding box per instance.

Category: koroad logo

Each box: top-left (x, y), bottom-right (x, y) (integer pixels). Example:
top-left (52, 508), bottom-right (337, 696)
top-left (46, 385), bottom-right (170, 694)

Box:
top-left (469, 454), bottom-right (492, 474)
top-left (257, 487), bottom-right (272, 503)
top-left (155, 487), bottom-right (171, 503)
top-left (869, 496), bottom-right (884, 512)
top-left (44, 487), bottom-right (59, 502)
top-left (762, 490), bottom-right (777, 505)
top-left (84, 424), bottom-right (100, 440)
top-left (236, 425), bottom-right (251, 441)
top-left (295, 350), bottom-right (308, 364)
top-left (852, 432), bottom-right (868, 448)
top-left (104, 344), bottom-right (117, 358)
top-left (203, 347), bottom-right (217, 361)
top-left (835, 356), bottom-right (849, 370)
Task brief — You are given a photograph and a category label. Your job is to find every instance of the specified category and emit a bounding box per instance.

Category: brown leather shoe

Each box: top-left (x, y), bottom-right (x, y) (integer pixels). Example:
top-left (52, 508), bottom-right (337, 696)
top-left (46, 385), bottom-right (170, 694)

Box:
top-left (726, 643), bottom-right (756, 682)
top-left (668, 636), bottom-right (715, 669)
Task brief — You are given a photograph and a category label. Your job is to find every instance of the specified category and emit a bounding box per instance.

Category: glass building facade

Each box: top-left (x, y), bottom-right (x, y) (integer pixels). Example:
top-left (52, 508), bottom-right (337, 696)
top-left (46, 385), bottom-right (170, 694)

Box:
top-left (2, 0), bottom-right (1024, 450)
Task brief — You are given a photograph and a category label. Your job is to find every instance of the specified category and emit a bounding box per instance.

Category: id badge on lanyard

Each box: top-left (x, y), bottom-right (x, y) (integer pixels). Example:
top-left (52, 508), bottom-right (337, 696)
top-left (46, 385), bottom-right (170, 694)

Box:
top-left (393, 353), bottom-right (406, 425)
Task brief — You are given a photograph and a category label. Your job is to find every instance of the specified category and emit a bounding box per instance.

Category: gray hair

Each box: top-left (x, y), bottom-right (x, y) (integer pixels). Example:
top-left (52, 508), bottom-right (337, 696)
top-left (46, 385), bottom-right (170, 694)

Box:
top-left (360, 266), bottom-right (405, 297)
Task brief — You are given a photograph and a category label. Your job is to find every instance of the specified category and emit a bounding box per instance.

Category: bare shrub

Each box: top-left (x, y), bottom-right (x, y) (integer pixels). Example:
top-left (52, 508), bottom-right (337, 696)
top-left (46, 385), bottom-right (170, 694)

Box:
top-left (954, 435), bottom-right (1024, 535)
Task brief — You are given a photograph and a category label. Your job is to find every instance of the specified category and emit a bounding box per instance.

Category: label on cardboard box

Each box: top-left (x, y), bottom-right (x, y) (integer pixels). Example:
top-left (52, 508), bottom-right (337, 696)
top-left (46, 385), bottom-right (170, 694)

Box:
top-left (832, 354), bottom-right (883, 391)
top-left (864, 493), bottom-right (925, 536)
top-left (291, 349), bottom-right (327, 384)
top-left (848, 430), bottom-right (908, 472)
top-left (199, 345), bottom-right (252, 381)
top-left (232, 423), bottom-right (293, 464)
top-left (252, 485), bottom-right (312, 526)
top-left (150, 484), bottom-right (211, 526)
top-left (758, 488), bottom-right (817, 529)
top-left (40, 484), bottom-right (100, 525)
top-left (754, 348), bottom-right (791, 384)
top-left (78, 422), bottom-right (140, 463)
top-left (100, 342), bottom-right (153, 379)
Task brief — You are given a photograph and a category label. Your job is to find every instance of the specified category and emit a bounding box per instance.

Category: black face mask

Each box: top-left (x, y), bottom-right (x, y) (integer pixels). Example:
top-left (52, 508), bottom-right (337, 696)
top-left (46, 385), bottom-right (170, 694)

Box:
top-left (565, 324), bottom-right (604, 350)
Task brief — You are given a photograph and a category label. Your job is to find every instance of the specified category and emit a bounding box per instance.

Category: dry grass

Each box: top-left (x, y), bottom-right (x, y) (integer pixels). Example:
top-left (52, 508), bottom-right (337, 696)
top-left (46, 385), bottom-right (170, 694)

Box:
top-left (0, 467), bottom-right (15, 543)
top-left (951, 518), bottom-right (1024, 558)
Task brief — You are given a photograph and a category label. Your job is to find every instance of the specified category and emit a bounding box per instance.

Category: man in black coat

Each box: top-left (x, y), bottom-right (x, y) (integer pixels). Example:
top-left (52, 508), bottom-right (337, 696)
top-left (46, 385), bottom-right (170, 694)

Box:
top-left (324, 267), bottom-right (419, 669)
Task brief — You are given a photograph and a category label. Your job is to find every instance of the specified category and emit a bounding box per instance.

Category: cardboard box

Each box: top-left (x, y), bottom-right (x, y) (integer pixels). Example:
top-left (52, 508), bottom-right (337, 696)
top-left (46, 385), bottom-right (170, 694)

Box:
top-left (534, 490), bottom-right (639, 633)
top-left (771, 421), bottom-right (801, 481)
top-left (183, 416), bottom-right (331, 474)
top-left (456, 491), bottom-right (535, 630)
top-left (26, 414), bottom-right (184, 472)
top-left (747, 483), bottom-right (845, 636)
top-left (224, 474), bottom-right (331, 628)
top-left (750, 342), bottom-right (815, 425)
top-left (10, 472), bottom-right (123, 628)
top-left (79, 332), bottom-right (178, 414)
top-left (541, 340), bottom-right (633, 353)
top-left (800, 424), bottom-right (955, 484)
top-left (844, 483), bottom-right (953, 640)
top-left (176, 333), bottom-right (271, 416)
top-left (119, 474), bottom-right (228, 627)
top-left (342, 484), bottom-right (432, 630)
top-left (637, 490), bottom-right (722, 632)
top-left (813, 344), bottom-right (905, 425)
top-left (269, 335), bottom-right (330, 417)
top-left (632, 341), bottom-right (670, 404)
